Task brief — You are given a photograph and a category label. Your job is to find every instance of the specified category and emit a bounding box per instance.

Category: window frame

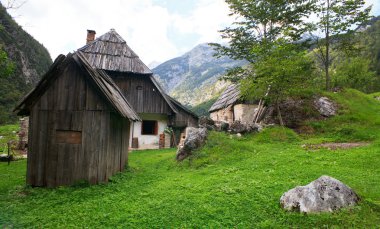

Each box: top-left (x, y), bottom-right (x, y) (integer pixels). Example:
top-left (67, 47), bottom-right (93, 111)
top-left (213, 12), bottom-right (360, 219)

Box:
top-left (141, 120), bottom-right (158, 135)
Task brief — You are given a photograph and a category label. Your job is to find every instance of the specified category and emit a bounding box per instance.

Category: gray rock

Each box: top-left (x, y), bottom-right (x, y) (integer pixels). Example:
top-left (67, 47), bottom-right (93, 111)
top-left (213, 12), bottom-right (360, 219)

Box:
top-left (176, 127), bottom-right (208, 161)
top-left (280, 175), bottom-right (360, 213)
top-left (229, 120), bottom-right (247, 134)
top-left (198, 116), bottom-right (215, 127)
top-left (248, 123), bottom-right (263, 132)
top-left (214, 121), bottom-right (229, 132)
top-left (219, 122), bottom-right (229, 131)
top-left (314, 97), bottom-right (337, 117)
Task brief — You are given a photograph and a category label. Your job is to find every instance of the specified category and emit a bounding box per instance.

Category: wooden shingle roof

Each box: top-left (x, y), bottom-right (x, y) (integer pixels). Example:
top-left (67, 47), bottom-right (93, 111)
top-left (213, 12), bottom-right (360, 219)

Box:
top-left (78, 29), bottom-right (152, 74)
top-left (167, 96), bottom-right (198, 118)
top-left (14, 53), bottom-right (141, 121)
top-left (209, 84), bottom-right (241, 113)
top-left (75, 52), bottom-right (140, 120)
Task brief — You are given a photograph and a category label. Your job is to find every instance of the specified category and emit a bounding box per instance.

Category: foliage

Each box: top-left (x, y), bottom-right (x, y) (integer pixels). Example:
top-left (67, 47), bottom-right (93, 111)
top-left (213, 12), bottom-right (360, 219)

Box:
top-left (332, 56), bottom-right (376, 92)
top-left (0, 124), bottom-right (18, 153)
top-left (358, 17), bottom-right (380, 90)
top-left (0, 3), bottom-right (52, 124)
top-left (239, 40), bottom-right (313, 125)
top-left (308, 0), bottom-right (372, 91)
top-left (212, 0), bottom-right (313, 64)
top-left (190, 97), bottom-right (218, 117)
top-left (240, 41), bottom-right (313, 101)
top-left (0, 45), bottom-right (14, 78)
top-left (214, 0), bottom-right (315, 125)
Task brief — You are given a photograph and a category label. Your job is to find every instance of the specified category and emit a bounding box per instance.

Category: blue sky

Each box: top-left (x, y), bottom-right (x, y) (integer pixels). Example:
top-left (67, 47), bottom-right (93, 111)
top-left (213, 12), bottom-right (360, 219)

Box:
top-left (7, 0), bottom-right (380, 66)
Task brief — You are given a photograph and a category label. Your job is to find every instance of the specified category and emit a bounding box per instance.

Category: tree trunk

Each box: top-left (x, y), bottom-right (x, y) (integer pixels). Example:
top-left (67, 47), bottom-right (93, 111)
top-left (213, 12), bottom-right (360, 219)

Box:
top-left (276, 99), bottom-right (284, 126)
top-left (325, 0), bottom-right (331, 91)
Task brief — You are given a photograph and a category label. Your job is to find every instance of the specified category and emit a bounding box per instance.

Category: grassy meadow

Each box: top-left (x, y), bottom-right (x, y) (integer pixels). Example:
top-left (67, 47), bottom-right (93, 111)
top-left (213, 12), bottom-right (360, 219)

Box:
top-left (0, 89), bottom-right (379, 228)
top-left (0, 124), bottom-right (19, 153)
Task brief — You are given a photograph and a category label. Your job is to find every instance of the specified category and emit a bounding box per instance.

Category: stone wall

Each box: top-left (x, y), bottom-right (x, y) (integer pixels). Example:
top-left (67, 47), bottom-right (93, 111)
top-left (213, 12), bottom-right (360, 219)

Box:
top-left (210, 105), bottom-right (234, 124)
top-left (233, 104), bottom-right (258, 124)
top-left (210, 104), bottom-right (258, 125)
top-left (18, 117), bottom-right (29, 150)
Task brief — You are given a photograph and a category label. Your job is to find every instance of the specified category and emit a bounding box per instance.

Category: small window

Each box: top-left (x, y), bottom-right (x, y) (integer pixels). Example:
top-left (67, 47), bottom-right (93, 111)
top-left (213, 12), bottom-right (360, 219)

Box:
top-left (141, 120), bottom-right (158, 135)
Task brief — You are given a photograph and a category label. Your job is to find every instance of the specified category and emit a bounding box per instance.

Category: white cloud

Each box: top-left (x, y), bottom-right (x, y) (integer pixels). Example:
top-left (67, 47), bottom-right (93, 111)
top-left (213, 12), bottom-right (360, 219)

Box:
top-left (7, 0), bottom-right (232, 64)
top-left (172, 0), bottom-right (232, 44)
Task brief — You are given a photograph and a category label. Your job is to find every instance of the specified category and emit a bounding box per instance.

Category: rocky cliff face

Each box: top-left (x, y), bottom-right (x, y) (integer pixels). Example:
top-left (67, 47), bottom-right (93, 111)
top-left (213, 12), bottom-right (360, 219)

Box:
top-left (0, 4), bottom-right (52, 123)
top-left (153, 43), bottom-right (246, 106)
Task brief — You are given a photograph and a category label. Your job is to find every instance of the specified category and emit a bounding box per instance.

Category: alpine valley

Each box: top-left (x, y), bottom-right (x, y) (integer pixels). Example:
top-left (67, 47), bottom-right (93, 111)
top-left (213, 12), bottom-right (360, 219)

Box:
top-left (152, 43), bottom-right (246, 107)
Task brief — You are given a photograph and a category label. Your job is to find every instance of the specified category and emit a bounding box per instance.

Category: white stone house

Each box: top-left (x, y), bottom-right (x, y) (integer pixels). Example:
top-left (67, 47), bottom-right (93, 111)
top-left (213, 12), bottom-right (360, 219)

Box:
top-left (209, 84), bottom-right (258, 124)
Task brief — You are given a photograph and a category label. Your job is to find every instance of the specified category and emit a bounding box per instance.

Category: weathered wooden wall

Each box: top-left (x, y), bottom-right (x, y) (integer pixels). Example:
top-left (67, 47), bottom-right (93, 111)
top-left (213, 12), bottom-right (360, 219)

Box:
top-left (109, 73), bottom-right (172, 114)
top-left (169, 110), bottom-right (198, 128)
top-left (27, 60), bottom-right (130, 187)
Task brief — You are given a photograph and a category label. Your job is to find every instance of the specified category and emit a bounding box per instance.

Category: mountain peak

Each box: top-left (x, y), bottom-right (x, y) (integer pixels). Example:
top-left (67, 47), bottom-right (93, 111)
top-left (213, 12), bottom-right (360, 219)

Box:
top-left (152, 43), bottom-right (246, 106)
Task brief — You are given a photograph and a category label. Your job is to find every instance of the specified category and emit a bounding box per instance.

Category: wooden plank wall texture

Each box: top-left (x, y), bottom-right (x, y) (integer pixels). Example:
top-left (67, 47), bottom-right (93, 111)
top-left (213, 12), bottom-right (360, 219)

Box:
top-left (27, 60), bottom-right (130, 187)
top-left (169, 110), bottom-right (198, 128)
top-left (110, 73), bottom-right (172, 115)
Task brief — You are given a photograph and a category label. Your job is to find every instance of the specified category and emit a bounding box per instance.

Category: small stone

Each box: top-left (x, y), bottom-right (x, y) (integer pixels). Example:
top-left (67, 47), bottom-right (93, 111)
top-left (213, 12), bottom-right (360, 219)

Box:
top-left (236, 133), bottom-right (242, 137)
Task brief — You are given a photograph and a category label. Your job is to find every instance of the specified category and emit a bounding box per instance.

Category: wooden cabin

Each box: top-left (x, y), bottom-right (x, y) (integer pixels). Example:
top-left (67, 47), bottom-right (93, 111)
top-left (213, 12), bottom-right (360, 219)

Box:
top-left (14, 29), bottom-right (197, 186)
top-left (209, 84), bottom-right (258, 124)
top-left (14, 53), bottom-right (140, 187)
top-left (78, 29), bottom-right (198, 149)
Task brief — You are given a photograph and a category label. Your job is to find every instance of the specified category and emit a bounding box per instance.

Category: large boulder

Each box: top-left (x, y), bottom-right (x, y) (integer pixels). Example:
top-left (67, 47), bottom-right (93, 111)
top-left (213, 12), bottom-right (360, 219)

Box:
top-left (176, 127), bottom-right (208, 161)
top-left (314, 97), bottom-right (337, 117)
top-left (280, 175), bottom-right (360, 213)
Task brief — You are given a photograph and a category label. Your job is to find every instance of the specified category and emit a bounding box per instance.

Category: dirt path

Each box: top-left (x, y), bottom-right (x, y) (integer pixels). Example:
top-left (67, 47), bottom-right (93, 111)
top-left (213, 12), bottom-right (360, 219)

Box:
top-left (304, 142), bottom-right (370, 150)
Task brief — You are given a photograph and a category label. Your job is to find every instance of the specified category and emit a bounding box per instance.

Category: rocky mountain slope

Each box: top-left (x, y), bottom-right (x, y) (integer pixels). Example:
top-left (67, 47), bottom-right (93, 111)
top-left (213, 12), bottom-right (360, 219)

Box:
top-left (152, 43), bottom-right (246, 106)
top-left (0, 4), bottom-right (52, 124)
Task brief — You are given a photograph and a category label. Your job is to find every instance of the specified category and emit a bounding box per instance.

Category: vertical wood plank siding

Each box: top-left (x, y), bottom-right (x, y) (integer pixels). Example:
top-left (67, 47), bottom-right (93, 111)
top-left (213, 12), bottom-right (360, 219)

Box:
top-left (26, 60), bottom-right (130, 187)
top-left (169, 111), bottom-right (198, 128)
top-left (110, 72), bottom-right (172, 115)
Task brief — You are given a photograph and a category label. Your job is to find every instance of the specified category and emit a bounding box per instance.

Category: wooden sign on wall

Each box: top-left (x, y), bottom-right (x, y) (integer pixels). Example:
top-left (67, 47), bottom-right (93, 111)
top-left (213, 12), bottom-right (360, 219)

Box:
top-left (56, 130), bottom-right (82, 144)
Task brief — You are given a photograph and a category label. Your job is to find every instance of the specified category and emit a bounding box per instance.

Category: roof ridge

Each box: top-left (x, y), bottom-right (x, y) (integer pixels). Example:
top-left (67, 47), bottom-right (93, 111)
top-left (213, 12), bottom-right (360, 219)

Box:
top-left (76, 29), bottom-right (152, 74)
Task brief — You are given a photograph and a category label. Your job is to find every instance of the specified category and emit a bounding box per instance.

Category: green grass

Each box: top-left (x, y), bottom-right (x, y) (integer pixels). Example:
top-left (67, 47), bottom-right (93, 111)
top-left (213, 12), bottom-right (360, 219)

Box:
top-left (306, 89), bottom-right (380, 143)
top-left (0, 124), bottom-right (19, 153)
top-left (0, 89), bottom-right (379, 227)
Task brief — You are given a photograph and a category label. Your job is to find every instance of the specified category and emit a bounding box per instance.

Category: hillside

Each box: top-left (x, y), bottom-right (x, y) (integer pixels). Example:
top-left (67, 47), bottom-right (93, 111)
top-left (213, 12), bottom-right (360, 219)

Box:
top-left (0, 4), bottom-right (52, 124)
top-left (190, 96), bottom-right (218, 117)
top-left (0, 89), bottom-right (379, 227)
top-left (153, 43), bottom-right (246, 106)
